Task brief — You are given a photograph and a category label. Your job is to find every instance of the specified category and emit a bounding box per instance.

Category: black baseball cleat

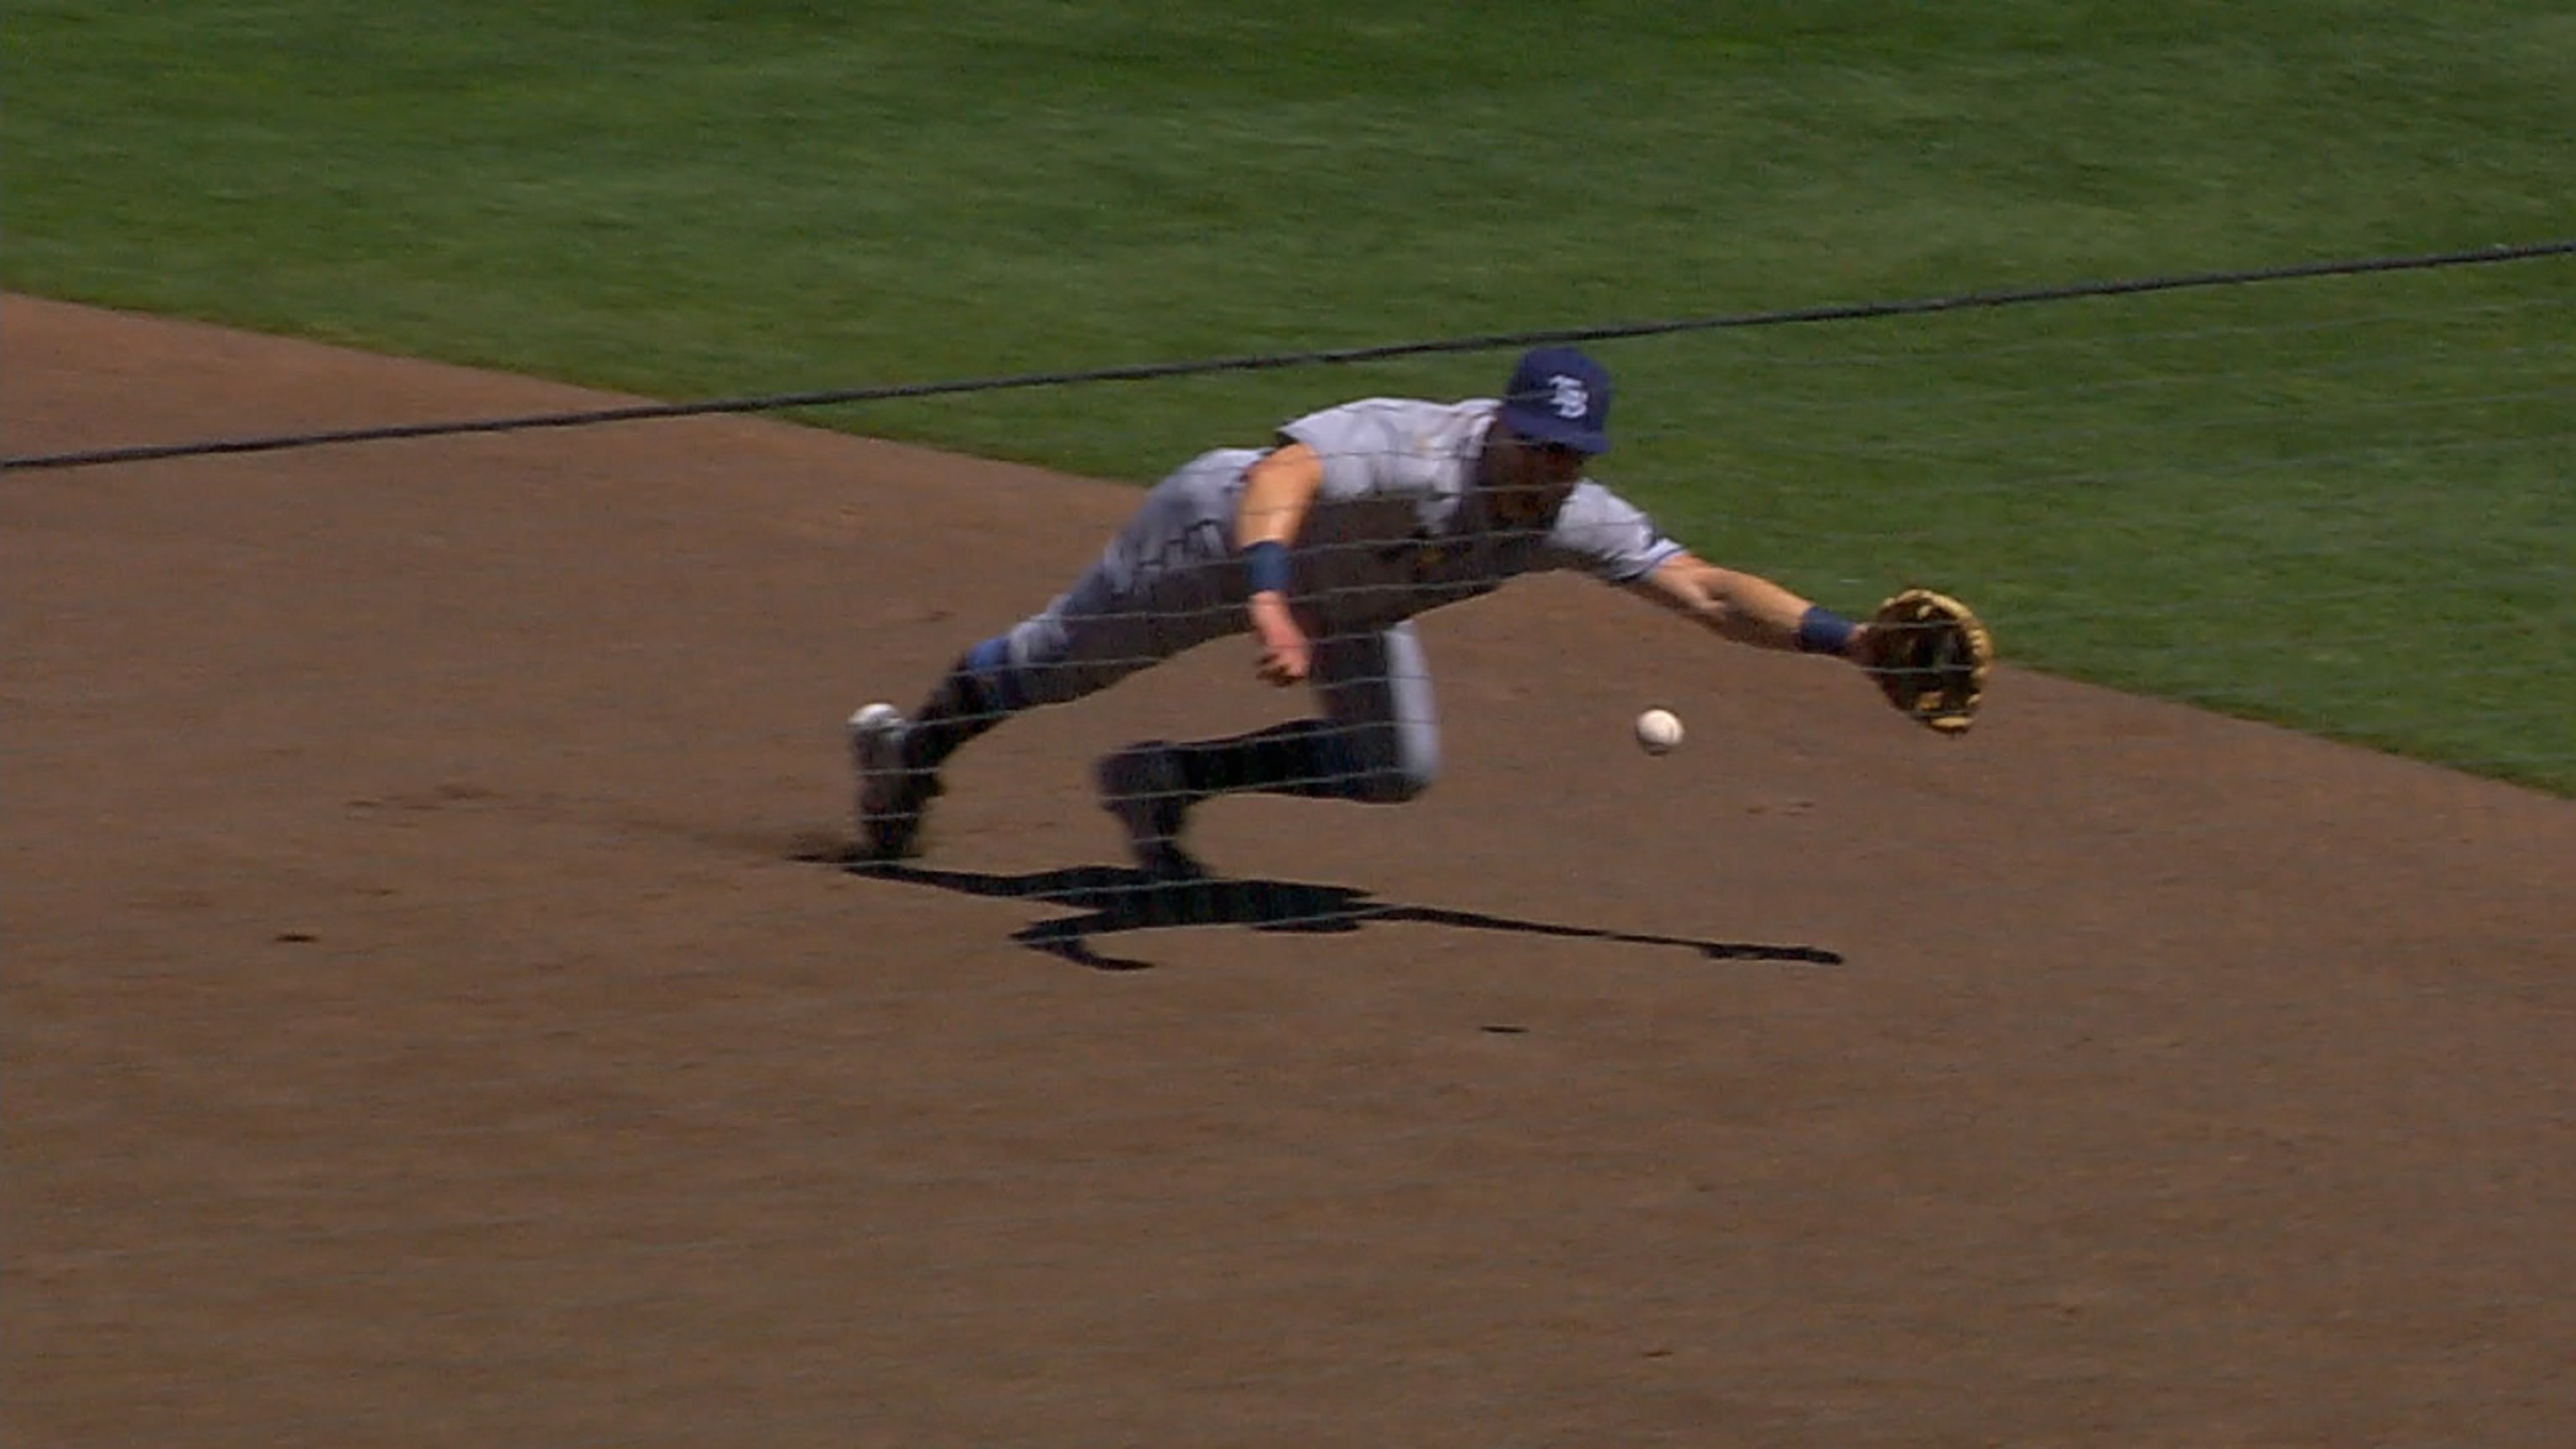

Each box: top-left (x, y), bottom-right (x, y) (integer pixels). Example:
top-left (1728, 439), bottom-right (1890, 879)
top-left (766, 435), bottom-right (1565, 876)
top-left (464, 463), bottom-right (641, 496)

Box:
top-left (849, 704), bottom-right (943, 861)
top-left (1095, 741), bottom-right (1207, 880)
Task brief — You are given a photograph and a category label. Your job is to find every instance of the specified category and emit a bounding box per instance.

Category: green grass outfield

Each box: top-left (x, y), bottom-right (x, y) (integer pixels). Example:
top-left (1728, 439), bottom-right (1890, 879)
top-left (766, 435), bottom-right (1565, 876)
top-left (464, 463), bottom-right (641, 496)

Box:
top-left (10, 3), bottom-right (2573, 790)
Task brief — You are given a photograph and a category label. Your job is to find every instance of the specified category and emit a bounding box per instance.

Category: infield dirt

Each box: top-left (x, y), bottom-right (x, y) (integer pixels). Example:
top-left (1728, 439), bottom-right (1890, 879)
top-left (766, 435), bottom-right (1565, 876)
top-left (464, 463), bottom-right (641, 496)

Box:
top-left (8, 294), bottom-right (2573, 1446)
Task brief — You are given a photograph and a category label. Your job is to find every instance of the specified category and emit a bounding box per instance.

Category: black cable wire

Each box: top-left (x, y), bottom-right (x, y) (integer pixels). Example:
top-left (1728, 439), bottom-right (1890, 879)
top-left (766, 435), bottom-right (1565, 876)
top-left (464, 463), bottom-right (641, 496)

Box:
top-left (8, 237), bottom-right (2570, 474)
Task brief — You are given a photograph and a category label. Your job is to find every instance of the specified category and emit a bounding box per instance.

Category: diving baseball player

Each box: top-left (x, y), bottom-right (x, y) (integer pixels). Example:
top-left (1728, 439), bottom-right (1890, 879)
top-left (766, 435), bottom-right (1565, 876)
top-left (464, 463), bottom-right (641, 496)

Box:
top-left (851, 345), bottom-right (1986, 878)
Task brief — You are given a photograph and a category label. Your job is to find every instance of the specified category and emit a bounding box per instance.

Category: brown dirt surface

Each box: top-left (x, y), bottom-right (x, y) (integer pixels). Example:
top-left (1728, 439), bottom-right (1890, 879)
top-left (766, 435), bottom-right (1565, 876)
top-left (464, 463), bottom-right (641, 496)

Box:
top-left (8, 293), bottom-right (2574, 1447)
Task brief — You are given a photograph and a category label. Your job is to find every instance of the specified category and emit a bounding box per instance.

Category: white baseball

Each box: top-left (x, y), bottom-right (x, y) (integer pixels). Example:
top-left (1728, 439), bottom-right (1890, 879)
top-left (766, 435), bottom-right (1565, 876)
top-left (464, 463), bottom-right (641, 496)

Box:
top-left (1634, 708), bottom-right (1684, 756)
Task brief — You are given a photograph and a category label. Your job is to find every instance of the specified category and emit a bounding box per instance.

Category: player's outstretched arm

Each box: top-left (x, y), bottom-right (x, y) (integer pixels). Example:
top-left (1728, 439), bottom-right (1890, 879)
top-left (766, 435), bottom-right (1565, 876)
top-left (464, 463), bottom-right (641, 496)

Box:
top-left (1625, 553), bottom-right (1870, 662)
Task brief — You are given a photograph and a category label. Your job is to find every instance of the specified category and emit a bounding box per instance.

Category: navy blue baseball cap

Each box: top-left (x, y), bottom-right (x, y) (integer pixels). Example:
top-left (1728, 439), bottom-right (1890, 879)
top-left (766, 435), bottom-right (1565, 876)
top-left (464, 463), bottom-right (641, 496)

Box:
top-left (1498, 345), bottom-right (1613, 455)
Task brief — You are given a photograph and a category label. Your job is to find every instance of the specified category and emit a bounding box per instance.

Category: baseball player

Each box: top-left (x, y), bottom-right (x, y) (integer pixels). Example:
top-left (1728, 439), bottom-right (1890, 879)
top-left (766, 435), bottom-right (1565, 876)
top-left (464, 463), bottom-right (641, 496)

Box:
top-left (853, 345), bottom-right (1968, 878)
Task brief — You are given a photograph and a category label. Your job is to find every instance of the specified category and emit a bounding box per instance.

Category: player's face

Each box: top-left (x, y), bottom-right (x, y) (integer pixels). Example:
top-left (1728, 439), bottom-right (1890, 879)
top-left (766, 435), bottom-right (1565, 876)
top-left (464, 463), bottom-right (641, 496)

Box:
top-left (1486, 430), bottom-right (1587, 527)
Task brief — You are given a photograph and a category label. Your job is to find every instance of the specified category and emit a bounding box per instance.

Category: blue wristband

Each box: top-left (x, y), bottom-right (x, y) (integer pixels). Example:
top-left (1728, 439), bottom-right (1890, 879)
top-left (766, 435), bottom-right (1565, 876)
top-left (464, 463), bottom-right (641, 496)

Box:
top-left (1244, 539), bottom-right (1291, 595)
top-left (1795, 605), bottom-right (1856, 656)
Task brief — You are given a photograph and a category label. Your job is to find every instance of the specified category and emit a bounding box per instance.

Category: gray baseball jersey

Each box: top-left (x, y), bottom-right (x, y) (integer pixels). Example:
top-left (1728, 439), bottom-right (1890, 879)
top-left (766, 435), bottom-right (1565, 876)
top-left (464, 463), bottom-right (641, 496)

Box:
top-left (1278, 397), bottom-right (1684, 631)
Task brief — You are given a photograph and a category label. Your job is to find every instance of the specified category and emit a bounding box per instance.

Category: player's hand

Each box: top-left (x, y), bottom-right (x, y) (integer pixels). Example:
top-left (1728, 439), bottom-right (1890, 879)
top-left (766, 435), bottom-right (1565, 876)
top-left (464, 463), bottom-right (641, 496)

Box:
top-left (1249, 593), bottom-right (1310, 687)
top-left (1257, 634), bottom-right (1311, 687)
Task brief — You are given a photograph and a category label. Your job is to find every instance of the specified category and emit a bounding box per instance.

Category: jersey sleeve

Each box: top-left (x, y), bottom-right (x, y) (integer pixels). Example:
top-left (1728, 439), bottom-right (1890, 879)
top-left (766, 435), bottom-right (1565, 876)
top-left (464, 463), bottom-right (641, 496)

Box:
top-left (1544, 482), bottom-right (1689, 583)
top-left (1277, 400), bottom-right (1448, 506)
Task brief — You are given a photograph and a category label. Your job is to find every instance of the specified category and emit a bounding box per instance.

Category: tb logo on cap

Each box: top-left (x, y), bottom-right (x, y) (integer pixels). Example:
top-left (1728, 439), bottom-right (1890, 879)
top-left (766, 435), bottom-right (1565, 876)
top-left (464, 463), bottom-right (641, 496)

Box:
top-left (1500, 345), bottom-right (1612, 454)
top-left (1547, 374), bottom-right (1590, 419)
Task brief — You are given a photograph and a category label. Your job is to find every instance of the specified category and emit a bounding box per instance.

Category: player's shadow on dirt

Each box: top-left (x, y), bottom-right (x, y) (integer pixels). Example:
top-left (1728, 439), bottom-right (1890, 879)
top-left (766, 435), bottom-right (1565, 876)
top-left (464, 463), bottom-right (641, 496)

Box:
top-left (832, 857), bottom-right (1842, 972)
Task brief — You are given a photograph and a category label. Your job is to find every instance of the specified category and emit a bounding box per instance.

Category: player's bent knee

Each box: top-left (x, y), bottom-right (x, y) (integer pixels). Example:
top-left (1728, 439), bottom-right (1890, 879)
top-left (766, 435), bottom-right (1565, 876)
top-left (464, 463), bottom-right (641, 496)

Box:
top-left (1381, 770), bottom-right (1436, 804)
top-left (1353, 755), bottom-right (1436, 804)
top-left (1314, 716), bottom-right (1438, 802)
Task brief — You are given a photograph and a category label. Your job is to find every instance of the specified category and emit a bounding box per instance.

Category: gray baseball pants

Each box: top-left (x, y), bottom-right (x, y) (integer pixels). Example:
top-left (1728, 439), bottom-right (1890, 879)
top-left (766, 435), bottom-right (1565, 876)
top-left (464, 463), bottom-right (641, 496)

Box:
top-left (963, 448), bottom-right (1440, 802)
